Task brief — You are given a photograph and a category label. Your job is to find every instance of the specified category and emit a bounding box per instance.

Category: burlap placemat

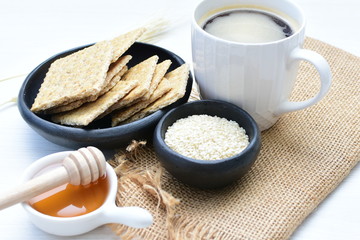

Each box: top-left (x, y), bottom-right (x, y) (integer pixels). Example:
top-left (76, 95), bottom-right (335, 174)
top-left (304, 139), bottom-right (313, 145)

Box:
top-left (109, 37), bottom-right (360, 240)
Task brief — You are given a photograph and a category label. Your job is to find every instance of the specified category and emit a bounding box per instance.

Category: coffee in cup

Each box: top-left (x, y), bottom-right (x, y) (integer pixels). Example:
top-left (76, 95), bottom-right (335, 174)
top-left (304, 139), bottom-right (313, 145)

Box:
top-left (202, 8), bottom-right (294, 43)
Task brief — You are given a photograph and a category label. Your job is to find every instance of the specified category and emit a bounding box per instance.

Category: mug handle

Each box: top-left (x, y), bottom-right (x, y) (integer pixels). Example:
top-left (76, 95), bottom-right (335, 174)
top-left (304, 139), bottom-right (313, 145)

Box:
top-left (274, 48), bottom-right (332, 116)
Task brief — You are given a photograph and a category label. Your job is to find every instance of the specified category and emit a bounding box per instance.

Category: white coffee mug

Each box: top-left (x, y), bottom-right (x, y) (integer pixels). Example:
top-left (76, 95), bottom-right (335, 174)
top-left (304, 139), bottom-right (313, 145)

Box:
top-left (192, 0), bottom-right (331, 131)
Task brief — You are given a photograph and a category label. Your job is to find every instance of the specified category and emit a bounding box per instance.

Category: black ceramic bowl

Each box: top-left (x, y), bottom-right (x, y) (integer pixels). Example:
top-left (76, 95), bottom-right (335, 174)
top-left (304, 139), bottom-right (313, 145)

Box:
top-left (153, 100), bottom-right (261, 189)
top-left (18, 42), bottom-right (193, 149)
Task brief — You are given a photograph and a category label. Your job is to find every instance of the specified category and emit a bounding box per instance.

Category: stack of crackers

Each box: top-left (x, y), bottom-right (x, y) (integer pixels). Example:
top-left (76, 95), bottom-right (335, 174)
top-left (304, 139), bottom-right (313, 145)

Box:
top-left (30, 28), bottom-right (190, 127)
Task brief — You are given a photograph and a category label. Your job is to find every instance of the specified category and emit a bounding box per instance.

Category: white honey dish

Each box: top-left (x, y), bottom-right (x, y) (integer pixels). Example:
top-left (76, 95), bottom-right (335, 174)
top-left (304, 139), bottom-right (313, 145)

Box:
top-left (21, 151), bottom-right (153, 236)
top-left (192, 0), bottom-right (332, 131)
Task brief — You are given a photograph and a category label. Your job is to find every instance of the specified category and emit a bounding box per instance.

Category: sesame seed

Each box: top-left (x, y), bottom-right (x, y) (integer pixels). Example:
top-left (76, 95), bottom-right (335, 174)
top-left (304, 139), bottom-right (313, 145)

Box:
top-left (164, 114), bottom-right (249, 160)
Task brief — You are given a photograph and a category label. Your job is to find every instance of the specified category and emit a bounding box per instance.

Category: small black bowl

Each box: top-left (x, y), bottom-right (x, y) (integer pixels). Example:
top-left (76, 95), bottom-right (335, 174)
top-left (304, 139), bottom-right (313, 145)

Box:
top-left (18, 42), bottom-right (193, 149)
top-left (153, 100), bottom-right (261, 189)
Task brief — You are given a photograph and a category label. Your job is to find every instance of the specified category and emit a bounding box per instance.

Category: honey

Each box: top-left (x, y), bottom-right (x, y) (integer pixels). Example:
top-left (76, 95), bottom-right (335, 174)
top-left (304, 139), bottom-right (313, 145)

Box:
top-left (28, 174), bottom-right (109, 218)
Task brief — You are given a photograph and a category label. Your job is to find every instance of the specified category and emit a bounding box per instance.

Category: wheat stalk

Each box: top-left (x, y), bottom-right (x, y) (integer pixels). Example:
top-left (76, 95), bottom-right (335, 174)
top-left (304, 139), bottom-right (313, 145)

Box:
top-left (0, 74), bottom-right (26, 83)
top-left (0, 97), bottom-right (17, 108)
top-left (138, 17), bottom-right (172, 44)
top-left (0, 74), bottom-right (26, 107)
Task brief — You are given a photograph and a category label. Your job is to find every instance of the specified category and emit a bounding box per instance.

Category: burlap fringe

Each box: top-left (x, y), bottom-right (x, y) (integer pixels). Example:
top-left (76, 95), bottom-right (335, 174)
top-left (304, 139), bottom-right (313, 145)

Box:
top-left (108, 140), bottom-right (181, 239)
top-left (108, 141), bottom-right (225, 240)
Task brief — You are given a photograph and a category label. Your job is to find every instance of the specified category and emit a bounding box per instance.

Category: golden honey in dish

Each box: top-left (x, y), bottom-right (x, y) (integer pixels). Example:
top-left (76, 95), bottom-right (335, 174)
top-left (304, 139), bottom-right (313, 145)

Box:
top-left (28, 175), bottom-right (109, 217)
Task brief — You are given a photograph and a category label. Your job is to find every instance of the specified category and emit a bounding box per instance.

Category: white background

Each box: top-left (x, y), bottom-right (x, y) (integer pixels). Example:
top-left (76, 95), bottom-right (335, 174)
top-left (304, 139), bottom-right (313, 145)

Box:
top-left (0, 0), bottom-right (359, 239)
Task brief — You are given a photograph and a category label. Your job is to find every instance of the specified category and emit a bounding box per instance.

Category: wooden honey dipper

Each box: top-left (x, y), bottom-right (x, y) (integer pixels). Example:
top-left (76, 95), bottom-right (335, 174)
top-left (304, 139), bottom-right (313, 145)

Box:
top-left (0, 146), bottom-right (106, 211)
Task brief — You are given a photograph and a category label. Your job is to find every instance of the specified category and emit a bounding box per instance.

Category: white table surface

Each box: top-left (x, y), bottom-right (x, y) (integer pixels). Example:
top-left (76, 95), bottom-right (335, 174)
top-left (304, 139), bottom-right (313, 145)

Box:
top-left (0, 0), bottom-right (359, 239)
